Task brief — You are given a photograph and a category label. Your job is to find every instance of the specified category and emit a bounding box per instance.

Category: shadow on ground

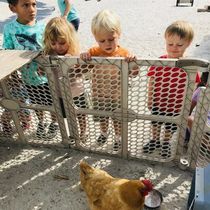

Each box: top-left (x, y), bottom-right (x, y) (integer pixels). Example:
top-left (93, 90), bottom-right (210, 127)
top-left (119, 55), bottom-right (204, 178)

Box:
top-left (0, 144), bottom-right (193, 210)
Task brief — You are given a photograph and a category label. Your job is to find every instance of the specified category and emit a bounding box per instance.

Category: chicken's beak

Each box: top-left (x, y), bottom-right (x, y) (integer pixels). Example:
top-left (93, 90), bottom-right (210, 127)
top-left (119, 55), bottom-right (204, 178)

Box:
top-left (80, 161), bottom-right (93, 177)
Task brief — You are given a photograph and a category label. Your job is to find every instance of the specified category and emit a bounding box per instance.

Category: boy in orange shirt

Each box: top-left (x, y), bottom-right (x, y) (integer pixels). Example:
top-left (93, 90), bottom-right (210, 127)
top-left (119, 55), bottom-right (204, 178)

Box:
top-left (81, 9), bottom-right (138, 151)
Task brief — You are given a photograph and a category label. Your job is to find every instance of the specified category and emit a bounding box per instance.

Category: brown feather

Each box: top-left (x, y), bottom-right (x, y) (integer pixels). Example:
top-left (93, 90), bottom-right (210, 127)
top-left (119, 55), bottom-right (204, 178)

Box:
top-left (80, 161), bottom-right (152, 210)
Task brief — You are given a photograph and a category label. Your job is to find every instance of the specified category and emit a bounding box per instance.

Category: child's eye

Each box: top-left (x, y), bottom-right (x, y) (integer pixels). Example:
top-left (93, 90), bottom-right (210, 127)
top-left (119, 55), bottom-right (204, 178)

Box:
top-left (178, 44), bottom-right (183, 47)
top-left (99, 40), bottom-right (105, 43)
top-left (58, 41), bottom-right (66, 45)
top-left (23, 3), bottom-right (29, 7)
top-left (108, 38), bottom-right (114, 42)
top-left (23, 3), bottom-right (36, 8)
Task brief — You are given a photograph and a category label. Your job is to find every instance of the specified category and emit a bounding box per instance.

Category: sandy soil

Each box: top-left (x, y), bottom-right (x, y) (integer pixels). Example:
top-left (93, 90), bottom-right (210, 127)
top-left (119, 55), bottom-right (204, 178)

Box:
top-left (0, 145), bottom-right (192, 210)
top-left (1, 0), bottom-right (210, 209)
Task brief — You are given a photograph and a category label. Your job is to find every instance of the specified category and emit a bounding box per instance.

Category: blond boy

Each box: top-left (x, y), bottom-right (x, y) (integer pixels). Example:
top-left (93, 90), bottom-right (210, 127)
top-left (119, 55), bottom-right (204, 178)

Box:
top-left (81, 10), bottom-right (138, 151)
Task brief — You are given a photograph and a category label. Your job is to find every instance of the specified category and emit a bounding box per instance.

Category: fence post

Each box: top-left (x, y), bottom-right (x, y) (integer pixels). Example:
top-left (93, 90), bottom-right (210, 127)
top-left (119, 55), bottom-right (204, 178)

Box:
top-left (43, 57), bottom-right (70, 145)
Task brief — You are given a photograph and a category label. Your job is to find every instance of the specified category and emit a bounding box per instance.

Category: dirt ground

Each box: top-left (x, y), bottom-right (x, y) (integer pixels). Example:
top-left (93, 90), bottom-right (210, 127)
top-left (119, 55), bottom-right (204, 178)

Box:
top-left (0, 145), bottom-right (193, 210)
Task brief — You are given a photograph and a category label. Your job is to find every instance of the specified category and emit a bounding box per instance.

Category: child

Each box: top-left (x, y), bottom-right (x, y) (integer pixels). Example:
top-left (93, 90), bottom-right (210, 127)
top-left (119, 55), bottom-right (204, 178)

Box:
top-left (187, 87), bottom-right (210, 132)
top-left (3, 0), bottom-right (58, 138)
top-left (1, 81), bottom-right (31, 135)
top-left (80, 10), bottom-right (138, 151)
top-left (144, 20), bottom-right (200, 158)
top-left (185, 72), bottom-right (209, 144)
top-left (43, 17), bottom-right (87, 141)
top-left (57, 0), bottom-right (80, 31)
top-left (186, 86), bottom-right (210, 162)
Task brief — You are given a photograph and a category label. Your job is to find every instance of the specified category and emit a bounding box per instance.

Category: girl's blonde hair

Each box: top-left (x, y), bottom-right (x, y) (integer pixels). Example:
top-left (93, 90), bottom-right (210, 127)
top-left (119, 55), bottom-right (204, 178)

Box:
top-left (91, 10), bottom-right (121, 37)
top-left (43, 17), bottom-right (79, 55)
top-left (165, 20), bottom-right (194, 42)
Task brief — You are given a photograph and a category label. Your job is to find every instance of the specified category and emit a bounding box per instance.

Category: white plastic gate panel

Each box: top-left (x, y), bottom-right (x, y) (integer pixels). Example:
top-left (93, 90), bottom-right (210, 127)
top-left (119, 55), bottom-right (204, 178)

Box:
top-left (0, 51), bottom-right (209, 167)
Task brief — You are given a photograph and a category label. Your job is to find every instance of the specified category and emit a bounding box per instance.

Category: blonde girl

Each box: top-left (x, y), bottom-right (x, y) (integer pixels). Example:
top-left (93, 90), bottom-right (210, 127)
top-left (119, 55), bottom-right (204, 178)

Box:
top-left (43, 17), bottom-right (87, 142)
top-left (44, 17), bottom-right (79, 55)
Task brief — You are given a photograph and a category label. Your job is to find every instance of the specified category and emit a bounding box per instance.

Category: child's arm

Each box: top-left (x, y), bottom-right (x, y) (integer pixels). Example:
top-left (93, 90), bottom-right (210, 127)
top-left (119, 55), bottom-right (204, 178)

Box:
top-left (37, 66), bottom-right (46, 76)
top-left (129, 65), bottom-right (139, 77)
top-left (189, 87), bottom-right (202, 115)
top-left (63, 0), bottom-right (71, 18)
top-left (189, 100), bottom-right (197, 115)
top-left (147, 77), bottom-right (154, 110)
top-left (125, 54), bottom-right (139, 77)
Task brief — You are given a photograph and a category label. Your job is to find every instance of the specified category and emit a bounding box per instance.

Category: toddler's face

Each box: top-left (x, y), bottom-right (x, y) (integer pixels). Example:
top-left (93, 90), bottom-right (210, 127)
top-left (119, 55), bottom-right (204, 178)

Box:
top-left (10, 0), bottom-right (37, 25)
top-left (50, 38), bottom-right (69, 55)
top-left (165, 34), bottom-right (191, 58)
top-left (95, 31), bottom-right (120, 54)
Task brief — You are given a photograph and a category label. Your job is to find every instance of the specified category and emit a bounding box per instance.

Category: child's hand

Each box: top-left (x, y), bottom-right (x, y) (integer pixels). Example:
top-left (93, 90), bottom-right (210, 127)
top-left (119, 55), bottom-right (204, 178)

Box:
top-left (62, 15), bottom-right (68, 20)
top-left (80, 52), bottom-right (92, 61)
top-left (37, 67), bottom-right (46, 76)
top-left (125, 54), bottom-right (136, 62)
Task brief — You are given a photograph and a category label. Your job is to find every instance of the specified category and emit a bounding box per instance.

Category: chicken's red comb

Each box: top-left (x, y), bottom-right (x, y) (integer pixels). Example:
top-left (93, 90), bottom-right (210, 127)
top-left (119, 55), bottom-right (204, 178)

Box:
top-left (141, 179), bottom-right (153, 196)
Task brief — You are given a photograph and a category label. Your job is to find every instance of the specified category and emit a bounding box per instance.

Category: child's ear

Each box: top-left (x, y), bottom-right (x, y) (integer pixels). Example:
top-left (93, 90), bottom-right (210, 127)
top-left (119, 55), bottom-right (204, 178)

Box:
top-left (9, 4), bottom-right (16, 13)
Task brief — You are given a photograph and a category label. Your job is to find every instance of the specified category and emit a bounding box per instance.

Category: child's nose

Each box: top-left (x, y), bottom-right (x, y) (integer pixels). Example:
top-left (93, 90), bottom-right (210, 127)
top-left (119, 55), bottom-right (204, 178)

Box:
top-left (29, 5), bottom-right (36, 12)
top-left (55, 44), bottom-right (61, 50)
top-left (171, 45), bottom-right (178, 50)
top-left (105, 40), bottom-right (111, 45)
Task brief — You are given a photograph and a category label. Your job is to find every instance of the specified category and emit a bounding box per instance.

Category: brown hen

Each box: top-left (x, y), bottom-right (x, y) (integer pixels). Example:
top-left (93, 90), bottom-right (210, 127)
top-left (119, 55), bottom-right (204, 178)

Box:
top-left (80, 161), bottom-right (153, 210)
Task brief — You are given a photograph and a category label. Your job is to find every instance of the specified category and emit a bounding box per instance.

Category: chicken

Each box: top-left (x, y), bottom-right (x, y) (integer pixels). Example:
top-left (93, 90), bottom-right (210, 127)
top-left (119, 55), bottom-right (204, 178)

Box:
top-left (80, 161), bottom-right (153, 210)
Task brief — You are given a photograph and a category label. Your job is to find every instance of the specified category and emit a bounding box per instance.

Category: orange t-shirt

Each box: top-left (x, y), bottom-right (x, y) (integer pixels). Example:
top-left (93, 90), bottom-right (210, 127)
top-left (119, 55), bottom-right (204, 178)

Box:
top-left (88, 46), bottom-right (129, 57)
top-left (88, 46), bottom-right (129, 99)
